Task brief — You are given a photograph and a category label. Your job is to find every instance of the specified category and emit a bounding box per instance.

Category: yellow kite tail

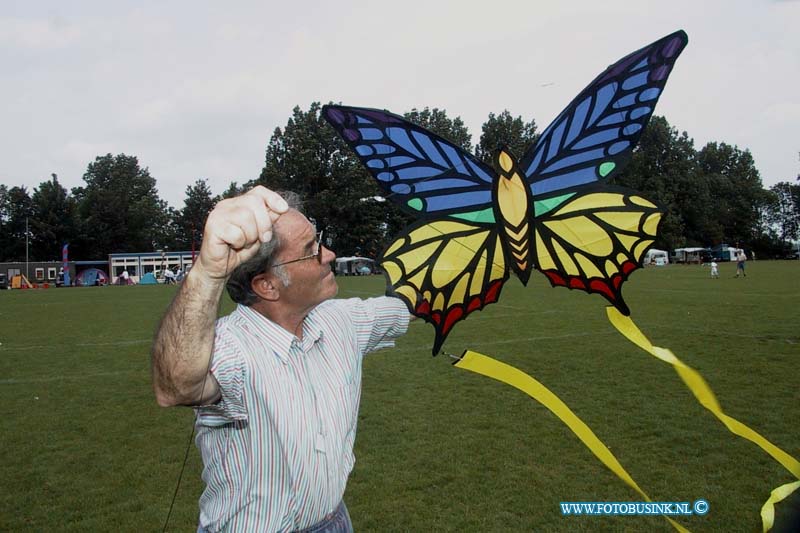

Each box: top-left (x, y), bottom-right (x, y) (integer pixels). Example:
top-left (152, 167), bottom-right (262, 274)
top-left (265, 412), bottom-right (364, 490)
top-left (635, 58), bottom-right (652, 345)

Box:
top-left (606, 307), bottom-right (800, 532)
top-left (761, 481), bottom-right (800, 533)
top-left (454, 349), bottom-right (689, 533)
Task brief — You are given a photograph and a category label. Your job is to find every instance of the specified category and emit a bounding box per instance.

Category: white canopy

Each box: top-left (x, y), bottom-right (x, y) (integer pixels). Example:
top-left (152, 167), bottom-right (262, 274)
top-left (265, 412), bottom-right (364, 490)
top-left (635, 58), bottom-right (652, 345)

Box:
top-left (673, 247), bottom-right (707, 253)
top-left (335, 257), bottom-right (375, 264)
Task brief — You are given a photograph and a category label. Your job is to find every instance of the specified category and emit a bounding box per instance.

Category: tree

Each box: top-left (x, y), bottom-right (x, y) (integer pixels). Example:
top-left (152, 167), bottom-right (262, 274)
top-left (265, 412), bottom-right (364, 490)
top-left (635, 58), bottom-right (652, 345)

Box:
top-left (696, 142), bottom-right (764, 249)
top-left (221, 181), bottom-right (245, 199)
top-left (475, 110), bottom-right (538, 165)
top-left (72, 154), bottom-right (169, 257)
top-left (30, 174), bottom-right (79, 261)
top-left (150, 201), bottom-right (182, 252)
top-left (403, 107), bottom-right (473, 151)
top-left (174, 179), bottom-right (218, 250)
top-left (254, 102), bottom-right (397, 257)
top-left (613, 116), bottom-right (697, 250)
top-left (0, 186), bottom-right (34, 261)
top-left (768, 181), bottom-right (800, 244)
top-left (751, 188), bottom-right (793, 258)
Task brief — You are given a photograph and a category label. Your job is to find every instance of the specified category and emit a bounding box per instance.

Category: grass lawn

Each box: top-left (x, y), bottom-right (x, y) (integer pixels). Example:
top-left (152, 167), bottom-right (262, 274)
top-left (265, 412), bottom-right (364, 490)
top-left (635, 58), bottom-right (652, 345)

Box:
top-left (0, 260), bottom-right (798, 532)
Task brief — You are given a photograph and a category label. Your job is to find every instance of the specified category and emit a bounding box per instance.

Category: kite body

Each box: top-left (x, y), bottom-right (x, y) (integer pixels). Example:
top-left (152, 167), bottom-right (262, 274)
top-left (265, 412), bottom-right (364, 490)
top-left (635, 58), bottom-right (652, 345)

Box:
top-left (323, 30), bottom-right (688, 354)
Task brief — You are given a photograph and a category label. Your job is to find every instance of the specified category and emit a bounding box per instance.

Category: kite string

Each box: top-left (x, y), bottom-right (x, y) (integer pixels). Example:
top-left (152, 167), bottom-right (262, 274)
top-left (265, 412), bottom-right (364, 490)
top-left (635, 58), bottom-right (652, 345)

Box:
top-left (162, 248), bottom-right (233, 532)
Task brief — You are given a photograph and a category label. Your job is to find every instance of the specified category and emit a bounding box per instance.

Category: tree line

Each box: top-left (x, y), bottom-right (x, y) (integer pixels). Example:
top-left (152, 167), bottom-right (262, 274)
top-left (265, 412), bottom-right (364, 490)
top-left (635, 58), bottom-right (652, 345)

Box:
top-left (1, 102), bottom-right (798, 263)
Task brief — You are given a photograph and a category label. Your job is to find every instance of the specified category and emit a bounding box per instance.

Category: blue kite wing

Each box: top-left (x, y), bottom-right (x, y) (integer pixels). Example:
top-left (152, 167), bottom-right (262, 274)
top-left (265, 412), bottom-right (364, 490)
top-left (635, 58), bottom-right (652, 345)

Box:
top-left (520, 30), bottom-right (688, 198)
top-left (323, 105), bottom-right (496, 217)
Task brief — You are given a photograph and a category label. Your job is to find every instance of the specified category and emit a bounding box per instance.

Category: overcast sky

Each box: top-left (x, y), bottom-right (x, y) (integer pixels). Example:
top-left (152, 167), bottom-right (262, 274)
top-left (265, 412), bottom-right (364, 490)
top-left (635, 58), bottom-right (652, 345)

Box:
top-left (2, 0), bottom-right (798, 208)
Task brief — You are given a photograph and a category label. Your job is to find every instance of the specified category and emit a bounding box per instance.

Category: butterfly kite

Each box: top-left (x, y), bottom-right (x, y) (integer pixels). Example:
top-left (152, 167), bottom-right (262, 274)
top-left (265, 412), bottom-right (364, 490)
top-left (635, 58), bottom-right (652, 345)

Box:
top-left (323, 32), bottom-right (680, 355)
top-left (323, 30), bottom-right (799, 531)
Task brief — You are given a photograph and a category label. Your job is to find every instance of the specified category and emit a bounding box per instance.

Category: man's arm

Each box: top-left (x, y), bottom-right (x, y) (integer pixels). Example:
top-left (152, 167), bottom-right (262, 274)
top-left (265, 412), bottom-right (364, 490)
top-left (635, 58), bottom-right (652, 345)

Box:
top-left (151, 263), bottom-right (226, 406)
top-left (151, 186), bottom-right (288, 407)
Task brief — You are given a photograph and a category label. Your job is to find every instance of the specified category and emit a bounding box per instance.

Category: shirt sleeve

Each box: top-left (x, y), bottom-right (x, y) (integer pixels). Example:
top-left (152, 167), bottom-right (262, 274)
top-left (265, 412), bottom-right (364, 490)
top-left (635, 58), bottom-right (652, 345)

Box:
top-left (345, 296), bottom-right (410, 355)
top-left (197, 320), bottom-right (248, 423)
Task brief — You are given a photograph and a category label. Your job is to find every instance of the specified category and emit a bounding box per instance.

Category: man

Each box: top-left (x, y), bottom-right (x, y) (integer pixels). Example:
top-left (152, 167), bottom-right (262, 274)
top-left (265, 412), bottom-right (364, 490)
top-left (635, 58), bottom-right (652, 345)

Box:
top-left (151, 186), bottom-right (411, 532)
top-left (735, 249), bottom-right (747, 278)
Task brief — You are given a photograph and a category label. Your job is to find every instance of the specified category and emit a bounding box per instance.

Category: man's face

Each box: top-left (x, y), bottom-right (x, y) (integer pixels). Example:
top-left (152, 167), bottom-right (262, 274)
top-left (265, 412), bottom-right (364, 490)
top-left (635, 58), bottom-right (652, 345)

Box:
top-left (271, 210), bottom-right (338, 310)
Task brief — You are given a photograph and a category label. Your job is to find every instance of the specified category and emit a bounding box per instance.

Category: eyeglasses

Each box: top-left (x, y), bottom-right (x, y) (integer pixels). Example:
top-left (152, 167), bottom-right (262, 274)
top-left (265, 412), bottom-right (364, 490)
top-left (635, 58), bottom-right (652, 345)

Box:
top-left (271, 231), bottom-right (324, 268)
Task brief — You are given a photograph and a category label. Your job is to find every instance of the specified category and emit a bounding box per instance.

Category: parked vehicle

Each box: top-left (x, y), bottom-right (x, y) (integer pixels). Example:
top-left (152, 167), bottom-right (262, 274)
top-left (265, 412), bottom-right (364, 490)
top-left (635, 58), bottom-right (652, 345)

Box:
top-left (710, 244), bottom-right (738, 262)
top-left (643, 248), bottom-right (669, 265)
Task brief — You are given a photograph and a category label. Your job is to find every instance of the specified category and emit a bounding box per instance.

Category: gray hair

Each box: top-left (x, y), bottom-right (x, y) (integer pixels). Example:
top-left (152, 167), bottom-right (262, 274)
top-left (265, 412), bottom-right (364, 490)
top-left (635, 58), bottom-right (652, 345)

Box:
top-left (225, 191), bottom-right (302, 305)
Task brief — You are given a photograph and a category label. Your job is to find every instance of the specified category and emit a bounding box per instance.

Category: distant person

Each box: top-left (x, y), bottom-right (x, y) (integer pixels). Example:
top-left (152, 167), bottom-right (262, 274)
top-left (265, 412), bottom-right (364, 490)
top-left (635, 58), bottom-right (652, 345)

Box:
top-left (710, 261), bottom-right (719, 279)
top-left (735, 250), bottom-right (747, 278)
top-left (163, 268), bottom-right (176, 285)
top-left (121, 269), bottom-right (130, 285)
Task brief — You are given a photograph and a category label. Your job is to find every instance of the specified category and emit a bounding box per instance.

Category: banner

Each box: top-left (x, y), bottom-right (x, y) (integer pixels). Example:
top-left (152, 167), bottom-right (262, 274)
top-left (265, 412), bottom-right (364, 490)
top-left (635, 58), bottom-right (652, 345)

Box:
top-left (61, 244), bottom-right (70, 286)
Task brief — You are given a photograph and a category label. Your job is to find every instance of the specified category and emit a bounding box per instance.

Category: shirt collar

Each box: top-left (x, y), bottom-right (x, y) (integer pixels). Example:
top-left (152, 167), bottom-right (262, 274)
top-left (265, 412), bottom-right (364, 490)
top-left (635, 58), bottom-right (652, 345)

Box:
top-left (236, 304), bottom-right (325, 362)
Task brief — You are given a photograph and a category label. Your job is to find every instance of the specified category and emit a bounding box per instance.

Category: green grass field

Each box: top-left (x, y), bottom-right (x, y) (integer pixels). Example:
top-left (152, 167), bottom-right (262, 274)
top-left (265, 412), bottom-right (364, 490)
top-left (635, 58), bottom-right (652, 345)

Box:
top-left (1, 260), bottom-right (798, 532)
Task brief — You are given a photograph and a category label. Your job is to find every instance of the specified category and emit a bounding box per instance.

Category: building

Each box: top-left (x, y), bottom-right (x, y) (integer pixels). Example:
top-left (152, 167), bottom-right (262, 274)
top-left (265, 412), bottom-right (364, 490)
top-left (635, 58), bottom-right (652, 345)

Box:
top-left (108, 250), bottom-right (194, 284)
top-left (0, 260), bottom-right (110, 287)
top-left (2, 250), bottom-right (195, 287)
top-left (0, 261), bottom-right (67, 285)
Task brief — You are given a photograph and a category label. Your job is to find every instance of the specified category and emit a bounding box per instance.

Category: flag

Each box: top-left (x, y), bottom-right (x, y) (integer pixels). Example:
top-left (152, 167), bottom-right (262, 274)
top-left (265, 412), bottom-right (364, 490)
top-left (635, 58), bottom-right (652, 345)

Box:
top-left (62, 244), bottom-right (70, 286)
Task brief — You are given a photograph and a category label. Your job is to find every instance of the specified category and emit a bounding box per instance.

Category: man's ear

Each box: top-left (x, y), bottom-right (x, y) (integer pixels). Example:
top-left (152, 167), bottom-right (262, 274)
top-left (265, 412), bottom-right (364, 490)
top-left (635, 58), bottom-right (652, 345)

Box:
top-left (251, 272), bottom-right (280, 302)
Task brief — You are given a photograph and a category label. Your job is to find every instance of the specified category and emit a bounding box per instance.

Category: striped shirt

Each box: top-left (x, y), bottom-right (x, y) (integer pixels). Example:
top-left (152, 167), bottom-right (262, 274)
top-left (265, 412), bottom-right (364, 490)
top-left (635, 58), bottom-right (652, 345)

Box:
top-left (194, 296), bottom-right (409, 532)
